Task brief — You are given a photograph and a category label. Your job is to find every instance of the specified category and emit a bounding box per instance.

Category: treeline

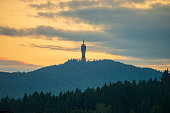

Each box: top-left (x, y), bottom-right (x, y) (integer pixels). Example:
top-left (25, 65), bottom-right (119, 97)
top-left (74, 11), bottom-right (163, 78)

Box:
top-left (0, 70), bottom-right (169, 113)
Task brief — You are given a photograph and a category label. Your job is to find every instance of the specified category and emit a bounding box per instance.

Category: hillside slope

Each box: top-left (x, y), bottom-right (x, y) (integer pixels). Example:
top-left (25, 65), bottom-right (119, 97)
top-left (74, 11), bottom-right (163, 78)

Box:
top-left (0, 59), bottom-right (161, 97)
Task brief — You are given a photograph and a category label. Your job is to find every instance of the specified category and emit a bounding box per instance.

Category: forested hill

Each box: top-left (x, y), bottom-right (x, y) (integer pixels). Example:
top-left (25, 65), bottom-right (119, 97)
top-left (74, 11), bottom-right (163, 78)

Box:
top-left (0, 59), bottom-right (161, 97)
top-left (0, 71), bottom-right (170, 113)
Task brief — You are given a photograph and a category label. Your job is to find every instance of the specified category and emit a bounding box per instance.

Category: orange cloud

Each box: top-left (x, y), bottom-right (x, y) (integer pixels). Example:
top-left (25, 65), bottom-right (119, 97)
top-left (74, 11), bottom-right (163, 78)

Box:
top-left (121, 0), bottom-right (170, 9)
top-left (0, 57), bottom-right (40, 67)
top-left (135, 64), bottom-right (170, 71)
top-left (0, 57), bottom-right (40, 72)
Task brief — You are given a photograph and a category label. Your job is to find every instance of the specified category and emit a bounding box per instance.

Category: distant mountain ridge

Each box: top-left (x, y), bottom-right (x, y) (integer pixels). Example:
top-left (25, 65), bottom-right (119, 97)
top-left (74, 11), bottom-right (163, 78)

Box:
top-left (0, 59), bottom-right (161, 97)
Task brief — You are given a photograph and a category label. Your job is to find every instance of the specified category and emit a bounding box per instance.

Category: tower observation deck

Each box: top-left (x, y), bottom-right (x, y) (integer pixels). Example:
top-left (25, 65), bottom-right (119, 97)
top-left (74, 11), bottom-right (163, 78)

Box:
top-left (81, 39), bottom-right (86, 62)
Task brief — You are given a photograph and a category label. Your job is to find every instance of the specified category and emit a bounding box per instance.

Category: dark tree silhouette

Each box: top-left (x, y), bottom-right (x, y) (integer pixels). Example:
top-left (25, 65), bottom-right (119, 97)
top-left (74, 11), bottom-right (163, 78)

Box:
top-left (0, 69), bottom-right (169, 113)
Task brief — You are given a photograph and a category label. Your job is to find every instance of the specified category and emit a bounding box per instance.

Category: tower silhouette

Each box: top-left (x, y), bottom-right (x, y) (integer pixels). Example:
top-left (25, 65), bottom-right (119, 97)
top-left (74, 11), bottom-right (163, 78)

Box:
top-left (81, 39), bottom-right (86, 62)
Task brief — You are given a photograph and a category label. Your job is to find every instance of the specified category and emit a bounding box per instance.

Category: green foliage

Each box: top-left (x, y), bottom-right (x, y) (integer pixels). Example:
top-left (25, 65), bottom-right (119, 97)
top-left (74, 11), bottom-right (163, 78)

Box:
top-left (71, 109), bottom-right (93, 113)
top-left (95, 104), bottom-right (112, 113)
top-left (0, 71), bottom-right (169, 113)
top-left (150, 105), bottom-right (162, 113)
top-left (129, 109), bottom-right (135, 113)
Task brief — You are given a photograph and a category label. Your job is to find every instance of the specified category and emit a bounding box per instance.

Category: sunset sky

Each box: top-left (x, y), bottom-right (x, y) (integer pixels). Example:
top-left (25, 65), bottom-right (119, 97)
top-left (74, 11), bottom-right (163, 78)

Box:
top-left (0, 0), bottom-right (170, 72)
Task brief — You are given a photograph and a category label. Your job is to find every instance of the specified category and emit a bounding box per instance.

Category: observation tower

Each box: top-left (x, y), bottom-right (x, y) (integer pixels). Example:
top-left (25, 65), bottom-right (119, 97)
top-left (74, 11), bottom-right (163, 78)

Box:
top-left (81, 39), bottom-right (86, 62)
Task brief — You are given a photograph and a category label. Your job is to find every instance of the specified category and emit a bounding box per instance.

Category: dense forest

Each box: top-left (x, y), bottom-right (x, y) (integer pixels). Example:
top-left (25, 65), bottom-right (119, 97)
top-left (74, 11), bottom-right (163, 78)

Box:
top-left (0, 70), bottom-right (169, 113)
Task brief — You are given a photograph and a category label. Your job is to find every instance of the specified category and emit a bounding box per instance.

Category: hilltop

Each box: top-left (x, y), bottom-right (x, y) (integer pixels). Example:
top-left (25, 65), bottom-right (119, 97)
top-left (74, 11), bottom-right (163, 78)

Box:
top-left (0, 59), bottom-right (161, 97)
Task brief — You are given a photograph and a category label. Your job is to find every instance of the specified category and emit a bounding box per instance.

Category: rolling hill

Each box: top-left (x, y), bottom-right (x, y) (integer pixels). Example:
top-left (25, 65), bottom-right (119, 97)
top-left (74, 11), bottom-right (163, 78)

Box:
top-left (0, 59), bottom-right (162, 98)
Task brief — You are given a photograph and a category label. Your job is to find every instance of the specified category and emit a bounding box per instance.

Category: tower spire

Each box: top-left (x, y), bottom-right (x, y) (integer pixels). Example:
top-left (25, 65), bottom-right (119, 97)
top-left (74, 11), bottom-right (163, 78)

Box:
top-left (83, 38), bottom-right (84, 44)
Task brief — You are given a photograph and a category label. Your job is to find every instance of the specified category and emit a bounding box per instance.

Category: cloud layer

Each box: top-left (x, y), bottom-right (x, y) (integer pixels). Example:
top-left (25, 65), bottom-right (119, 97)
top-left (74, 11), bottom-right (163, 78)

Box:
top-left (0, 0), bottom-right (170, 71)
top-left (0, 26), bottom-right (106, 41)
top-left (1, 1), bottom-right (170, 59)
top-left (0, 58), bottom-right (40, 72)
top-left (34, 0), bottom-right (170, 59)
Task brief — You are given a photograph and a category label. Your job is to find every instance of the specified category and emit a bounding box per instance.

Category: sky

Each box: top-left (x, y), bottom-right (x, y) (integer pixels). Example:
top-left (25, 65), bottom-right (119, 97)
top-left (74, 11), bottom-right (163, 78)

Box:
top-left (0, 0), bottom-right (170, 72)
